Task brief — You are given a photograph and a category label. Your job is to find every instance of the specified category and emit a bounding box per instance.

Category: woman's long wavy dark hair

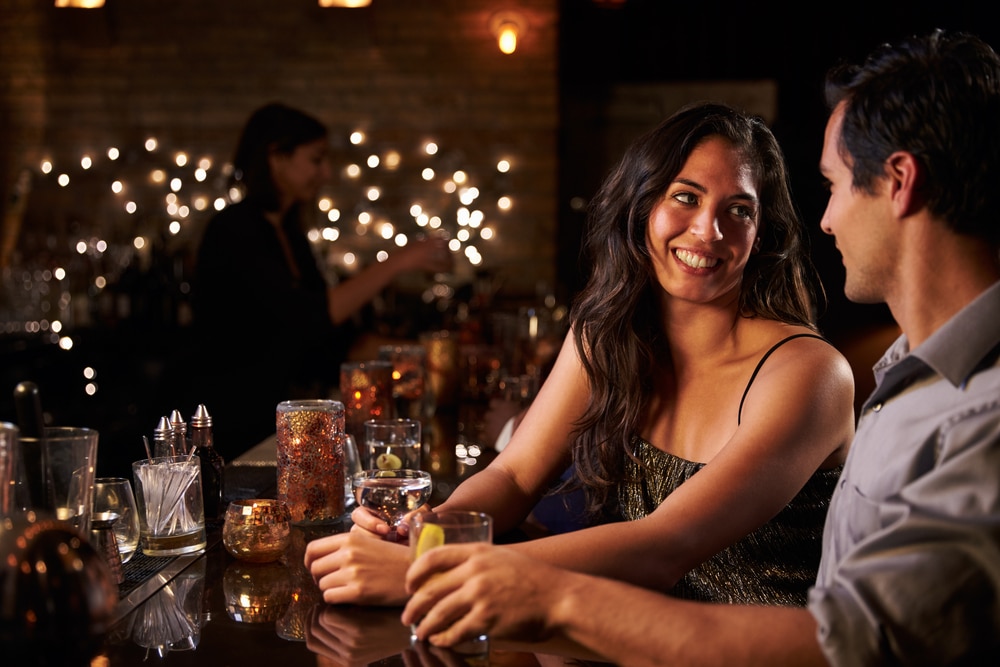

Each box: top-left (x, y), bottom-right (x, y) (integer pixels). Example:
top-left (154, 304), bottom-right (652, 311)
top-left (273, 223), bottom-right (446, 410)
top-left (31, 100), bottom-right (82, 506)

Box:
top-left (567, 102), bottom-right (823, 520)
top-left (230, 102), bottom-right (328, 213)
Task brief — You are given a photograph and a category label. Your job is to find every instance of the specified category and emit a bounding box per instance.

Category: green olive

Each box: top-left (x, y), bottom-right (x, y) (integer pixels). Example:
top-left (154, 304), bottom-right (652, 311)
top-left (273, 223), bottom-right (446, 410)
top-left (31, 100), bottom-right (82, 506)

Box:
top-left (376, 453), bottom-right (403, 470)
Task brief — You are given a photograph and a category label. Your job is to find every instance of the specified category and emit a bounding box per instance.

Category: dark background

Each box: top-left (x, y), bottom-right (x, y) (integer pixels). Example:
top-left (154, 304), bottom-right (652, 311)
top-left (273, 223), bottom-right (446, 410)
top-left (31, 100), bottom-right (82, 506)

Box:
top-left (558, 0), bottom-right (1000, 340)
top-left (4, 1), bottom-right (999, 479)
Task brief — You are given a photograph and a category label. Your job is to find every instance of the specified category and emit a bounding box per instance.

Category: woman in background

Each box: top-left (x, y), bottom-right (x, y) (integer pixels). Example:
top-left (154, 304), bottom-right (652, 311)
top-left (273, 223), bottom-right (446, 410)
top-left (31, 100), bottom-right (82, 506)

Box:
top-left (307, 102), bottom-right (855, 606)
top-left (192, 103), bottom-right (452, 458)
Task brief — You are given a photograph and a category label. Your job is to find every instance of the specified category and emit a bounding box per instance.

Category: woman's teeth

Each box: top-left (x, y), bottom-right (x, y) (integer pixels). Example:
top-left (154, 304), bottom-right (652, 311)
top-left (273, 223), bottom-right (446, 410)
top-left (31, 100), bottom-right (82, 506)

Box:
top-left (675, 249), bottom-right (719, 269)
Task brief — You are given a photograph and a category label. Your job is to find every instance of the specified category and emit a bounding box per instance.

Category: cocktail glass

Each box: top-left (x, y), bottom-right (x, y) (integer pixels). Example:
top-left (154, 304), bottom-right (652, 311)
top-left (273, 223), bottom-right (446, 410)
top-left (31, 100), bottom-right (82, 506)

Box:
top-left (352, 469), bottom-right (432, 542)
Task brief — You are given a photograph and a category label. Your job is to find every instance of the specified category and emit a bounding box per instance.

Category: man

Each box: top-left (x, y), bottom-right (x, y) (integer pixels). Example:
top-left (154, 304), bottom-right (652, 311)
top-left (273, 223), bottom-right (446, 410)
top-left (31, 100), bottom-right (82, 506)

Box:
top-left (402, 30), bottom-right (1000, 665)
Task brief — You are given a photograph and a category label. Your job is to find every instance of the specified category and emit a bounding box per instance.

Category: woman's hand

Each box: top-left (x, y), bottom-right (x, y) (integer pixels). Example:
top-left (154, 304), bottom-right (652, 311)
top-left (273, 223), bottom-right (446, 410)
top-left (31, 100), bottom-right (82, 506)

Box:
top-left (306, 604), bottom-right (412, 666)
top-left (396, 236), bottom-right (453, 274)
top-left (348, 505), bottom-right (392, 538)
top-left (304, 526), bottom-right (411, 606)
top-left (348, 504), bottom-right (431, 541)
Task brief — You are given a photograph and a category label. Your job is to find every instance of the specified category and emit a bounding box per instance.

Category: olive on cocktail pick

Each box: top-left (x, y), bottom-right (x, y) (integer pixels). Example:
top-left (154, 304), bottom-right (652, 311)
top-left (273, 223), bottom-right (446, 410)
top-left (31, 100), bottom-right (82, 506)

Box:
top-left (376, 452), bottom-right (403, 470)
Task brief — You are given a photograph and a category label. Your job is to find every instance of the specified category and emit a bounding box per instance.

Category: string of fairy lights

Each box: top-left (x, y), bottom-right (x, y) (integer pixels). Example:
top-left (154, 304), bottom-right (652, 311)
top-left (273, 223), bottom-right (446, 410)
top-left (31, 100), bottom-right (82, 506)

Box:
top-left (2, 126), bottom-right (517, 360)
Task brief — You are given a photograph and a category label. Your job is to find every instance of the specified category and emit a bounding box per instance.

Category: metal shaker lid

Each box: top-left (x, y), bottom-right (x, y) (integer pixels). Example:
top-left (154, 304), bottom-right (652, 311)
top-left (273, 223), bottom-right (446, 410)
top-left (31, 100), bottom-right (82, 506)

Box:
top-left (191, 403), bottom-right (212, 428)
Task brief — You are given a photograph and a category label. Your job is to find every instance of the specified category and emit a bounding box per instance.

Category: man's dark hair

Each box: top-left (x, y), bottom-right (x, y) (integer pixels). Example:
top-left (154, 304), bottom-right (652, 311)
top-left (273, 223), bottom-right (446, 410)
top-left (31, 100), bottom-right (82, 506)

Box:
top-left (826, 29), bottom-right (1000, 243)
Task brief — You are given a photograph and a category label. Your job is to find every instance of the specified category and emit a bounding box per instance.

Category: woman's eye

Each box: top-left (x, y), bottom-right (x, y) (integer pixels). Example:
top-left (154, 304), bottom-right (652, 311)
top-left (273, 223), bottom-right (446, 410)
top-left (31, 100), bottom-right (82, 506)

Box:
top-left (672, 192), bottom-right (697, 205)
top-left (729, 204), bottom-right (755, 220)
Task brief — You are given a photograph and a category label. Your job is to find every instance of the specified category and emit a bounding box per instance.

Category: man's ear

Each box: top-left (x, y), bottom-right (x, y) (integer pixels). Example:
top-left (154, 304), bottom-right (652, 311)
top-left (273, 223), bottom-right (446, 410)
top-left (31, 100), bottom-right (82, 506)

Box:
top-left (884, 151), bottom-right (924, 217)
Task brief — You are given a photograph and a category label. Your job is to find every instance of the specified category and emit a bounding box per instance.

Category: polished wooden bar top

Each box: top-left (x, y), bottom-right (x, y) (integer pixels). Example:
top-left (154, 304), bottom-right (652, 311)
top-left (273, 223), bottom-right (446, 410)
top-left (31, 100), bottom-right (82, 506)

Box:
top-left (97, 520), bottom-right (606, 666)
top-left (96, 421), bottom-right (608, 666)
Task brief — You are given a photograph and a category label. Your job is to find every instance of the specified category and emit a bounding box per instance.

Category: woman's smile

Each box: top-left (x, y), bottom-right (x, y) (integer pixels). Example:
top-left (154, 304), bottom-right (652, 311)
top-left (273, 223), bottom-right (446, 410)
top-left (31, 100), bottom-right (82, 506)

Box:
top-left (673, 248), bottom-right (721, 271)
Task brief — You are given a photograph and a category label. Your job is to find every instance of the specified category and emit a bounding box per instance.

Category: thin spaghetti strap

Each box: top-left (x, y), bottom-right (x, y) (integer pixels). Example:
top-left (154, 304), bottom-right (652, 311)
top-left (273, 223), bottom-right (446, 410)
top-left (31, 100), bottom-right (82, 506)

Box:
top-left (737, 333), bottom-right (828, 425)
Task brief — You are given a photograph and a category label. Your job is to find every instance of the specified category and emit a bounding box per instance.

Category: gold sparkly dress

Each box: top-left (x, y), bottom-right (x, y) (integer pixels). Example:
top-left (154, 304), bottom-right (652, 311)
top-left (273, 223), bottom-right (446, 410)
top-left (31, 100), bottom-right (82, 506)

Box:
top-left (615, 334), bottom-right (842, 606)
top-left (617, 440), bottom-right (841, 606)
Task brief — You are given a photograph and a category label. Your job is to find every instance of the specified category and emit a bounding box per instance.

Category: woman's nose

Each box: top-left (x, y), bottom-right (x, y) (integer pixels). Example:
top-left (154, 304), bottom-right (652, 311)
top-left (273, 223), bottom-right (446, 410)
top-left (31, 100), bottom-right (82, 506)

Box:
top-left (689, 209), bottom-right (723, 241)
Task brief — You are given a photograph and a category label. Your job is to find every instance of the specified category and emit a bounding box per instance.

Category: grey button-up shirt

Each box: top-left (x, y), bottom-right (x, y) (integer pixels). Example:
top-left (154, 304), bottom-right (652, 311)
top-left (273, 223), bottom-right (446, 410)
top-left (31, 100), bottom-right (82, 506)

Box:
top-left (809, 280), bottom-right (1000, 666)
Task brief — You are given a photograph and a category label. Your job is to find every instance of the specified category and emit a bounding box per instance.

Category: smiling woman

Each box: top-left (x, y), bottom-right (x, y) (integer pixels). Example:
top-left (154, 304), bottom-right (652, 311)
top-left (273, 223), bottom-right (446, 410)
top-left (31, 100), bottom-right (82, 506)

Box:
top-left (305, 101), bottom-right (857, 609)
top-left (645, 136), bottom-right (761, 308)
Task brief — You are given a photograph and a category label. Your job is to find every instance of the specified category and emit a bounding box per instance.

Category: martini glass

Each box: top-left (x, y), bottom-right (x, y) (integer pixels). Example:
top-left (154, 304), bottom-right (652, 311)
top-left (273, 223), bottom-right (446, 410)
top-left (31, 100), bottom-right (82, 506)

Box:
top-left (352, 469), bottom-right (432, 542)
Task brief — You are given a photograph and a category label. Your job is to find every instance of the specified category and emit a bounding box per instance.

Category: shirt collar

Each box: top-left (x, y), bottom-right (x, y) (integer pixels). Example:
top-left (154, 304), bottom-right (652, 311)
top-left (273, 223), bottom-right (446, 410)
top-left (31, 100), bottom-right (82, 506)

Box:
top-left (876, 280), bottom-right (1000, 389)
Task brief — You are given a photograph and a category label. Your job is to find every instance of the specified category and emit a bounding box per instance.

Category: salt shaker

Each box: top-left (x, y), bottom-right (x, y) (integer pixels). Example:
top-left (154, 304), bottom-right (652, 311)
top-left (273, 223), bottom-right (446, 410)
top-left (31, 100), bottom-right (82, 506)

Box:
top-left (169, 409), bottom-right (188, 455)
top-left (153, 416), bottom-right (173, 457)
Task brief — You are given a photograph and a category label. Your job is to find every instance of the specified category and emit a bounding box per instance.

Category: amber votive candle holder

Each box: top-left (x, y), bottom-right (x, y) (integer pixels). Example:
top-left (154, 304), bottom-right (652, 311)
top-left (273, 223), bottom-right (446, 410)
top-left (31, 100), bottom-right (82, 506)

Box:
top-left (378, 344), bottom-right (428, 419)
top-left (222, 499), bottom-right (292, 563)
top-left (340, 360), bottom-right (394, 440)
top-left (420, 330), bottom-right (459, 410)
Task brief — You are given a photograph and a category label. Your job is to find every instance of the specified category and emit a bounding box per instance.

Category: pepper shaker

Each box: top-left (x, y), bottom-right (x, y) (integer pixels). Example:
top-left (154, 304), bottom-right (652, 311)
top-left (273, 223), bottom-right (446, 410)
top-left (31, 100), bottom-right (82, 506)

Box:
top-left (191, 404), bottom-right (225, 522)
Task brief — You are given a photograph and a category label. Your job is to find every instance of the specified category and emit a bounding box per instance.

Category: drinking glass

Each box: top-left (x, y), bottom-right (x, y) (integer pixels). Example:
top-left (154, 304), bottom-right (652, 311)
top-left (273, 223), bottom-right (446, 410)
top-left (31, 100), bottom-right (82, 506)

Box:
top-left (409, 510), bottom-right (493, 660)
top-left (132, 455), bottom-right (207, 557)
top-left (352, 469), bottom-right (432, 542)
top-left (379, 343), bottom-right (428, 419)
top-left (342, 434), bottom-right (362, 510)
top-left (340, 360), bottom-right (394, 441)
top-left (0, 421), bottom-right (17, 517)
top-left (419, 331), bottom-right (459, 410)
top-left (24, 427), bottom-right (100, 536)
top-left (363, 418), bottom-right (421, 471)
top-left (93, 477), bottom-right (141, 564)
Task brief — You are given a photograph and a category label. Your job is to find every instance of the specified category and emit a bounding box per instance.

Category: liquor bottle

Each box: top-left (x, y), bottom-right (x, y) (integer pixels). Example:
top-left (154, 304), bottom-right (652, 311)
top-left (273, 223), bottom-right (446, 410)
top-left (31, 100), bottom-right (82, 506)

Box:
top-left (190, 404), bottom-right (225, 522)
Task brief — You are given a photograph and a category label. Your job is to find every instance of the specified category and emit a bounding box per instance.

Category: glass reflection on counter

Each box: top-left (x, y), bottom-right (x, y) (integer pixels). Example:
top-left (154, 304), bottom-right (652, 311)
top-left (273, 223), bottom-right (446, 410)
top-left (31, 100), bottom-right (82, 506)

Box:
top-left (223, 560), bottom-right (291, 624)
top-left (277, 526), bottom-right (326, 641)
top-left (131, 558), bottom-right (205, 656)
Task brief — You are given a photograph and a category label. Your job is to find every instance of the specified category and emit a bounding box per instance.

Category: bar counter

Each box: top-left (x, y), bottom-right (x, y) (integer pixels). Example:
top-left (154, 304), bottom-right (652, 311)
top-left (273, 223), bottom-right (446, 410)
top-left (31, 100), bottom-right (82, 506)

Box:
top-left (95, 423), bottom-right (609, 666)
top-left (98, 520), bottom-right (605, 666)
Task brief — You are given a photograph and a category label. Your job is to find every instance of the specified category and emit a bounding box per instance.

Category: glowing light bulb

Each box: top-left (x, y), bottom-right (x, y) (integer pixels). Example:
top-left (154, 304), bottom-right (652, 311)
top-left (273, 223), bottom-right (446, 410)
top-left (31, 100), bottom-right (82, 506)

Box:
top-left (497, 23), bottom-right (518, 54)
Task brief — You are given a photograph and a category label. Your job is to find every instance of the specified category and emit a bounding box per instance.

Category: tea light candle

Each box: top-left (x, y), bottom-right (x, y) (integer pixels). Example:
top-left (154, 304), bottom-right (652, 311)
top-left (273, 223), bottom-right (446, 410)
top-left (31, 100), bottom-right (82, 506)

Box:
top-left (222, 499), bottom-right (291, 563)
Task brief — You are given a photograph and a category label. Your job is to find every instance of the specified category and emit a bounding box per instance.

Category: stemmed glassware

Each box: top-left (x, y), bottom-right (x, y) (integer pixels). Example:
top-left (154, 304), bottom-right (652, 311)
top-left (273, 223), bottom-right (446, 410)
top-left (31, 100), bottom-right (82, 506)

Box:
top-left (352, 469), bottom-right (432, 542)
top-left (93, 477), bottom-right (141, 563)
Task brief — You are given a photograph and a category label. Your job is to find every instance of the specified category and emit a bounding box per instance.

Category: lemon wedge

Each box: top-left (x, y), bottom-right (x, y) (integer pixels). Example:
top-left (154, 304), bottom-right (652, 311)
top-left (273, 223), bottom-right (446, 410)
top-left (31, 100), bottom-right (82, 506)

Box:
top-left (376, 452), bottom-right (403, 470)
top-left (414, 522), bottom-right (445, 558)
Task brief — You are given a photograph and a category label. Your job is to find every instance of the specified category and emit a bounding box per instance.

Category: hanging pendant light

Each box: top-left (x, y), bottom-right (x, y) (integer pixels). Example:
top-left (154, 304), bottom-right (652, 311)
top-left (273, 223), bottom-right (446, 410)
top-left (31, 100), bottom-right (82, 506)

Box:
top-left (318, 0), bottom-right (373, 7)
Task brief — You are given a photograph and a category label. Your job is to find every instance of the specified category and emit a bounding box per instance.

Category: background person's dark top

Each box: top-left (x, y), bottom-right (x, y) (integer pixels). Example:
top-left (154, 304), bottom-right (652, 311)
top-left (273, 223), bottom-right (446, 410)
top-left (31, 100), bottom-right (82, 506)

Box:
top-left (191, 200), bottom-right (349, 459)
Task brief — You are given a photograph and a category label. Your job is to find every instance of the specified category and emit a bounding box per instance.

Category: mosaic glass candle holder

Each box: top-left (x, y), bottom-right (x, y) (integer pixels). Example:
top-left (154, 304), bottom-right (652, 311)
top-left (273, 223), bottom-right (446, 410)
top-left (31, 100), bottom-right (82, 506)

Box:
top-left (222, 499), bottom-right (292, 562)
